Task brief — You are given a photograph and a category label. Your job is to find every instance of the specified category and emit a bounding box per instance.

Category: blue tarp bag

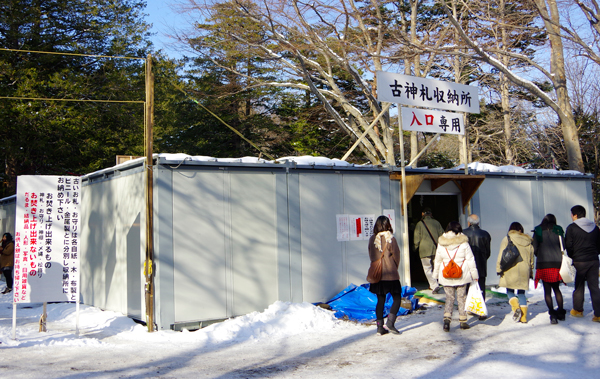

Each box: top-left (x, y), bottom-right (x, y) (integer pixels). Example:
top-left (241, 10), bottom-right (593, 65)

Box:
top-left (323, 283), bottom-right (419, 322)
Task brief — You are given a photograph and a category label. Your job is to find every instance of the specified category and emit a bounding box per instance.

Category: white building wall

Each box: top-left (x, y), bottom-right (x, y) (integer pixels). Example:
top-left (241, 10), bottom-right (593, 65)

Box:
top-left (75, 162), bottom-right (594, 329)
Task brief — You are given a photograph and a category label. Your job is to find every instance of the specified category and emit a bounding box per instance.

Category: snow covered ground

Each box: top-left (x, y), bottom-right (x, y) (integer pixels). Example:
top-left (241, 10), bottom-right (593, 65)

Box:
top-left (1, 280), bottom-right (599, 378)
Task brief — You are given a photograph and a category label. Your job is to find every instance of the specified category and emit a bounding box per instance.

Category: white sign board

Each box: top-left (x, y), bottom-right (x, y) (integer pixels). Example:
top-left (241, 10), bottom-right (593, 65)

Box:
top-left (336, 214), bottom-right (350, 241)
top-left (14, 176), bottom-right (81, 303)
top-left (347, 214), bottom-right (375, 241)
top-left (382, 210), bottom-right (396, 232)
top-left (401, 107), bottom-right (464, 135)
top-left (376, 71), bottom-right (479, 113)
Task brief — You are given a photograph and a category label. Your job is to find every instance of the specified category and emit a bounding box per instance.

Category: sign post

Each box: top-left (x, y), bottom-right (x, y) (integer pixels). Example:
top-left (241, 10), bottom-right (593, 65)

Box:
top-left (13, 175), bottom-right (81, 338)
top-left (376, 71), bottom-right (479, 287)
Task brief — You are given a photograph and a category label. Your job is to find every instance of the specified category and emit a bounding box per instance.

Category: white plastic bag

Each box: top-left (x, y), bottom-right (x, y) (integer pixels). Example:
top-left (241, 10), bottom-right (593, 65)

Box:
top-left (558, 236), bottom-right (576, 284)
top-left (465, 282), bottom-right (488, 317)
top-left (560, 253), bottom-right (576, 284)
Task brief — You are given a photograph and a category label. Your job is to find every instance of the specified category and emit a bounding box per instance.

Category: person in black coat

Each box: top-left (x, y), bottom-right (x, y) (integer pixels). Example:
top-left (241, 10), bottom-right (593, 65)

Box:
top-left (565, 205), bottom-right (600, 321)
top-left (463, 214), bottom-right (491, 306)
top-left (533, 214), bottom-right (566, 324)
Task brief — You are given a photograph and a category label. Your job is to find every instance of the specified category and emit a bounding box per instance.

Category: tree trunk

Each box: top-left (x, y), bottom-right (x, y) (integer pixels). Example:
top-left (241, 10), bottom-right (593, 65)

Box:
top-left (500, 0), bottom-right (513, 164)
top-left (535, 0), bottom-right (584, 172)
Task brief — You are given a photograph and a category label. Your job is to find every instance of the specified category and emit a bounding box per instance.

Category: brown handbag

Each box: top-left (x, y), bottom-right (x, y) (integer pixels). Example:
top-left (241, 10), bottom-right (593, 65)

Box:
top-left (367, 236), bottom-right (386, 283)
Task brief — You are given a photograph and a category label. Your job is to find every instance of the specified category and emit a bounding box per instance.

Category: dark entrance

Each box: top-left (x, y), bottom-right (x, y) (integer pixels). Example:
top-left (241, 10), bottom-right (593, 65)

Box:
top-left (407, 194), bottom-right (460, 289)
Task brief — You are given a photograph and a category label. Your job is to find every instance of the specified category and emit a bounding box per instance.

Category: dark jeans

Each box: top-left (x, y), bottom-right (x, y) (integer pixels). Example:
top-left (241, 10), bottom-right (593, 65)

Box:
top-left (2, 266), bottom-right (13, 290)
top-left (573, 261), bottom-right (600, 317)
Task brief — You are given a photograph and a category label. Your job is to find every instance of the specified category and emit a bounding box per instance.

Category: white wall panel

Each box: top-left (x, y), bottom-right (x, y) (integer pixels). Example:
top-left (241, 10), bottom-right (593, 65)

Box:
top-left (230, 172), bottom-right (278, 316)
top-left (172, 171), bottom-right (228, 321)
top-left (299, 174), bottom-right (344, 302)
top-left (81, 172), bottom-right (144, 317)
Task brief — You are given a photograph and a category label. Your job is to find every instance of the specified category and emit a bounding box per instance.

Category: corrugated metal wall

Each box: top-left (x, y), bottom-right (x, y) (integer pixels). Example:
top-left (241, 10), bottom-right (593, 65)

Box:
top-left (474, 176), bottom-right (592, 285)
top-left (78, 163), bottom-right (594, 330)
top-left (80, 169), bottom-right (145, 320)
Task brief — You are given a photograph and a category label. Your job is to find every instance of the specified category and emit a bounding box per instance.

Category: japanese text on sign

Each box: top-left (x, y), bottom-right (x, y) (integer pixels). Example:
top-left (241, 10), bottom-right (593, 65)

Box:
top-left (14, 176), bottom-right (81, 303)
top-left (376, 71), bottom-right (479, 114)
top-left (401, 107), bottom-right (464, 135)
top-left (336, 215), bottom-right (375, 241)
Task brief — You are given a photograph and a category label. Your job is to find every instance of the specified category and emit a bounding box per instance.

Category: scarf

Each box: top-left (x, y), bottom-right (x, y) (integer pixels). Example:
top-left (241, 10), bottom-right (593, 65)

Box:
top-left (534, 224), bottom-right (564, 243)
top-left (374, 231), bottom-right (393, 252)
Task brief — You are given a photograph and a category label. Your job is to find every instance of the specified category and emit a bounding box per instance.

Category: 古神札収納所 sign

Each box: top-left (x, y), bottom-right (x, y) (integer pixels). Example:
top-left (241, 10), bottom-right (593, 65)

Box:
top-left (376, 71), bottom-right (479, 114)
top-left (401, 107), bottom-right (464, 135)
top-left (13, 175), bottom-right (81, 303)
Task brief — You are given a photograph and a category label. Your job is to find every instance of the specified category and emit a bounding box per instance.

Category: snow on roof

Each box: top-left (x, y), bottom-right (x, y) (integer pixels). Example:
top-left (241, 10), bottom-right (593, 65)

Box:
top-left (158, 154), bottom-right (368, 167)
top-left (276, 156), bottom-right (358, 167)
top-left (455, 162), bottom-right (585, 176)
top-left (83, 153), bottom-right (587, 179)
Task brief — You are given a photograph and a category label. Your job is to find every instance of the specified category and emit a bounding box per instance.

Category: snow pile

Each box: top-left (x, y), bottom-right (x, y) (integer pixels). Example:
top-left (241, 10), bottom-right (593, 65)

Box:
top-left (195, 301), bottom-right (346, 344)
top-left (0, 297), bottom-right (346, 348)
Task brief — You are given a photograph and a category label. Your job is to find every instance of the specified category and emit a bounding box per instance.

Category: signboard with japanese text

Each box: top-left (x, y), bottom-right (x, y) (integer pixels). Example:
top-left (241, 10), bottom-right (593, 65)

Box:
top-left (382, 210), bottom-right (396, 232)
top-left (14, 176), bottom-right (81, 303)
top-left (376, 71), bottom-right (479, 114)
top-left (336, 214), bottom-right (350, 241)
top-left (401, 107), bottom-right (464, 135)
top-left (346, 215), bottom-right (375, 241)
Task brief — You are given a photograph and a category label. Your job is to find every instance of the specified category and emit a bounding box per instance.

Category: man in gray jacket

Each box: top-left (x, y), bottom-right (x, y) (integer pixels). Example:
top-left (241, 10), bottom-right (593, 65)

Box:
top-left (413, 208), bottom-right (444, 294)
top-left (565, 205), bottom-right (600, 321)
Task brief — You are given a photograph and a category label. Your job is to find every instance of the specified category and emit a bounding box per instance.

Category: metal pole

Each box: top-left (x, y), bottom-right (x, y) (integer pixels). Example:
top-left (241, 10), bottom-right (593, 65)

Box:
top-left (399, 111), bottom-right (411, 287)
top-left (76, 298), bottom-right (80, 336)
top-left (144, 54), bottom-right (155, 332)
top-left (463, 113), bottom-right (471, 215)
top-left (12, 301), bottom-right (16, 340)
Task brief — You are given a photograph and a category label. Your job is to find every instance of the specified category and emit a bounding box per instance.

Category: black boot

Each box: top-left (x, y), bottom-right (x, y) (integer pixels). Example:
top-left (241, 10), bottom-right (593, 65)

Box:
top-left (549, 309), bottom-right (558, 324)
top-left (386, 314), bottom-right (400, 335)
top-left (443, 318), bottom-right (451, 332)
top-left (376, 319), bottom-right (389, 335)
top-left (556, 308), bottom-right (566, 321)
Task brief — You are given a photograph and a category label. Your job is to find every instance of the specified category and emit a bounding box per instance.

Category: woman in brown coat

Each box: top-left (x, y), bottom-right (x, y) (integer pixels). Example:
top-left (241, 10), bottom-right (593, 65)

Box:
top-left (368, 216), bottom-right (402, 335)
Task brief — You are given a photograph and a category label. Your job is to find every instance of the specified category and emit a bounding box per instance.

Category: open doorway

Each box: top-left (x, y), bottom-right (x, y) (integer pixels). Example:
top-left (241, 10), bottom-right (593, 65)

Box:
top-left (407, 194), bottom-right (460, 290)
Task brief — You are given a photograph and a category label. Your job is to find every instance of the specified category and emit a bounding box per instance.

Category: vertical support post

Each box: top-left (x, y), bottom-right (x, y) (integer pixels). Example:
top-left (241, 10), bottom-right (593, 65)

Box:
top-left (144, 54), bottom-right (155, 332)
top-left (39, 302), bottom-right (47, 332)
top-left (398, 113), bottom-right (411, 287)
top-left (463, 113), bottom-right (471, 215)
top-left (75, 298), bottom-right (79, 335)
top-left (12, 301), bottom-right (16, 340)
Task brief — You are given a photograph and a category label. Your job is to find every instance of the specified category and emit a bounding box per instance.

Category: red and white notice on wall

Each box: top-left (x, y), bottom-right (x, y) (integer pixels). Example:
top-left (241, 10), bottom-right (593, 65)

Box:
top-left (13, 176), bottom-right (81, 303)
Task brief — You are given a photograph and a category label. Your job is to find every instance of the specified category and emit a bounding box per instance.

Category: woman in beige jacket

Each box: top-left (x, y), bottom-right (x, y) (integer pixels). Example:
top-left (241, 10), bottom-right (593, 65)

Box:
top-left (496, 222), bottom-right (535, 323)
top-left (433, 221), bottom-right (479, 332)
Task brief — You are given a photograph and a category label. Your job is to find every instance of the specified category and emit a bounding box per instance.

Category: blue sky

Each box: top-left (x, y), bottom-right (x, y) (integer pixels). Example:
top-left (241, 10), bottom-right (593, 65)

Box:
top-left (145, 0), bottom-right (188, 58)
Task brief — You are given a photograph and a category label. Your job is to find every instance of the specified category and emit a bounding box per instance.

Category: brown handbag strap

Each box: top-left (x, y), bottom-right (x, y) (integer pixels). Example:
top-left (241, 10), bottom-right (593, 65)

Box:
top-left (376, 235), bottom-right (385, 261)
top-left (422, 220), bottom-right (438, 247)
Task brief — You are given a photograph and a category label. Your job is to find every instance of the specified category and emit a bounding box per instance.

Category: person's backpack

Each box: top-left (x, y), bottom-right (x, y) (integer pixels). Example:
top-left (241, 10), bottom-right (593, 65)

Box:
top-left (499, 234), bottom-right (522, 273)
top-left (442, 247), bottom-right (463, 279)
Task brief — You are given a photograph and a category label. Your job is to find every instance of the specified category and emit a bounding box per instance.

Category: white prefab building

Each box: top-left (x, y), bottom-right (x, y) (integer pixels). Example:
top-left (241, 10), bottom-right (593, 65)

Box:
top-left (2, 156), bottom-right (594, 330)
